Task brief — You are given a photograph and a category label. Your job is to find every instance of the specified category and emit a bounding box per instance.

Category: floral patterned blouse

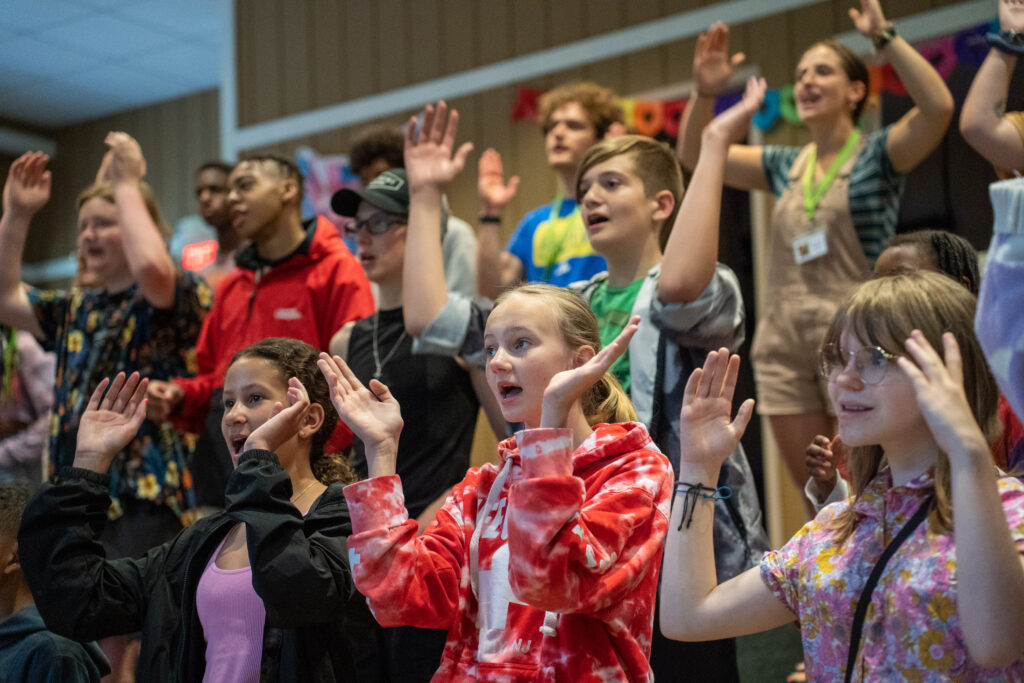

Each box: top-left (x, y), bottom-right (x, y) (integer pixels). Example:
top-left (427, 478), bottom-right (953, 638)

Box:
top-left (761, 467), bottom-right (1024, 681)
top-left (28, 274), bottom-right (210, 523)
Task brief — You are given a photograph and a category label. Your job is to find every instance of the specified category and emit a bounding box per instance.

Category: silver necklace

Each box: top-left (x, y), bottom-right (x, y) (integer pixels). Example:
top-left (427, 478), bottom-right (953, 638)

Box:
top-left (372, 312), bottom-right (406, 380)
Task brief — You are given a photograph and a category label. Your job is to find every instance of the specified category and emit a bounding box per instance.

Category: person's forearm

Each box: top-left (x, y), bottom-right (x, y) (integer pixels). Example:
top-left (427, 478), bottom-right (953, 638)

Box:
top-left (364, 438), bottom-right (399, 479)
top-left (403, 186), bottom-right (449, 337)
top-left (960, 49), bottom-right (1023, 170)
top-left (676, 94), bottom-right (717, 172)
top-left (113, 183), bottom-right (175, 306)
top-left (882, 36), bottom-right (954, 121)
top-left (476, 222), bottom-right (507, 300)
top-left (658, 133), bottom-right (727, 304)
top-left (659, 463), bottom-right (721, 639)
top-left (0, 210), bottom-right (30, 300)
top-left (950, 450), bottom-right (1024, 666)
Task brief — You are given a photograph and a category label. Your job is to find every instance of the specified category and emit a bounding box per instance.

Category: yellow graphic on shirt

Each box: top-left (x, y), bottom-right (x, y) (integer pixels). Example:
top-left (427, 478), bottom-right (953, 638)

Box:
top-left (530, 206), bottom-right (597, 269)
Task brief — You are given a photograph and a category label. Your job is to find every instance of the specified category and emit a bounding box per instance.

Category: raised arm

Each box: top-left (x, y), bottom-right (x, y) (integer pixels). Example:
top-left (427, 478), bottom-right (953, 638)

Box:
top-left (0, 153), bottom-right (49, 338)
top-left (659, 77), bottom-right (766, 304)
top-left (959, 0), bottom-right (1024, 172)
top-left (853, 1), bottom-right (955, 172)
top-left (899, 331), bottom-right (1024, 667)
top-left (100, 132), bottom-right (176, 308)
top-left (660, 350), bottom-right (793, 641)
top-left (476, 149), bottom-right (524, 299)
top-left (675, 23), bottom-right (767, 191)
top-left (402, 101), bottom-right (473, 337)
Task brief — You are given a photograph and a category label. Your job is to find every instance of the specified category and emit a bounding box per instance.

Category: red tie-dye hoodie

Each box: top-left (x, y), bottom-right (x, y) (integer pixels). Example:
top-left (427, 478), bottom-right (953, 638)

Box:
top-left (343, 422), bottom-right (672, 682)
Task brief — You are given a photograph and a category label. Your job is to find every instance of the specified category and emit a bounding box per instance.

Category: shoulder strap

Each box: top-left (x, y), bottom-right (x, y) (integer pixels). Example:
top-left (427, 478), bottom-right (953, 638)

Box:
top-left (844, 494), bottom-right (933, 682)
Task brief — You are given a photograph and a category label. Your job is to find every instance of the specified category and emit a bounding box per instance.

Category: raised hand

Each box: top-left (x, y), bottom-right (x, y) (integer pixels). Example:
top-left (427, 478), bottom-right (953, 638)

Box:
top-left (3, 152), bottom-right (52, 217)
top-left (805, 434), bottom-right (842, 502)
top-left (404, 100), bottom-right (474, 192)
top-left (74, 372), bottom-right (149, 473)
top-left (849, 0), bottom-right (889, 39)
top-left (98, 131), bottom-right (146, 185)
top-left (317, 353), bottom-right (403, 475)
top-left (540, 316), bottom-right (640, 429)
top-left (692, 22), bottom-right (746, 97)
top-left (240, 377), bottom-right (313, 455)
top-left (898, 330), bottom-right (990, 464)
top-left (705, 76), bottom-right (766, 146)
top-left (1000, 0), bottom-right (1024, 33)
top-left (678, 349), bottom-right (754, 470)
top-left (478, 148), bottom-right (520, 215)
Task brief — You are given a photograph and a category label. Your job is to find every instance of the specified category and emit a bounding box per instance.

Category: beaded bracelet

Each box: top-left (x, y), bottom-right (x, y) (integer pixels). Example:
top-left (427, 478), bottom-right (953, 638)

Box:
top-left (673, 482), bottom-right (732, 530)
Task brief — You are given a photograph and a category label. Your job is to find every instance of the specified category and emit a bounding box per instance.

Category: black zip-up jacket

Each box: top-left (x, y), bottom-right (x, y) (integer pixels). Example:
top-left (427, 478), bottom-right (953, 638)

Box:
top-left (18, 450), bottom-right (375, 682)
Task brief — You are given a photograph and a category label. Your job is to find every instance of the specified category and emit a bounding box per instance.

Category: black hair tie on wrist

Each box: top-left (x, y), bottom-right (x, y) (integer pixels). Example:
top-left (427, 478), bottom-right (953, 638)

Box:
top-left (673, 481), bottom-right (732, 530)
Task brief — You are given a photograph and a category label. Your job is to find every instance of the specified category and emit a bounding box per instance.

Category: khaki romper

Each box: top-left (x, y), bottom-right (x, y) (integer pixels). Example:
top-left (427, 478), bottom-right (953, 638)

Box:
top-left (751, 140), bottom-right (872, 415)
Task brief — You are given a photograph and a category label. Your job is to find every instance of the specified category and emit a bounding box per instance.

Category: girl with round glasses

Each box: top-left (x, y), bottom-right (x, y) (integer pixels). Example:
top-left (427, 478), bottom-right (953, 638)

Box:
top-left (661, 270), bottom-right (1024, 680)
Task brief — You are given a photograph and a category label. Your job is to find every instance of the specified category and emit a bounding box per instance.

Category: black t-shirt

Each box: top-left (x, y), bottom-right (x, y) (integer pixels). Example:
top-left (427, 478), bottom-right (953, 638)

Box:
top-left (347, 307), bottom-right (478, 519)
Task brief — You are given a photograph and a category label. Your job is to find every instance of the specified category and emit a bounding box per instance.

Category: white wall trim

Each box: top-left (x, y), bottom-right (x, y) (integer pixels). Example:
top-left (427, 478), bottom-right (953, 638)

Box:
top-left (219, 0), bottom-right (238, 162)
top-left (225, 0), bottom-right (992, 156)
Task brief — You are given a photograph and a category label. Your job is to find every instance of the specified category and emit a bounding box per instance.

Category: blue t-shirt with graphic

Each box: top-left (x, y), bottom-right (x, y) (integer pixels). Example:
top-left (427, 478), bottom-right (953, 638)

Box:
top-left (505, 198), bottom-right (607, 287)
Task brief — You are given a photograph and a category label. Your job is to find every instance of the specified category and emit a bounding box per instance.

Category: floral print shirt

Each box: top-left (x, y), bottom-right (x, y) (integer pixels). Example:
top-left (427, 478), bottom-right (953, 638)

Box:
top-left (761, 467), bottom-right (1024, 681)
top-left (28, 274), bottom-right (210, 523)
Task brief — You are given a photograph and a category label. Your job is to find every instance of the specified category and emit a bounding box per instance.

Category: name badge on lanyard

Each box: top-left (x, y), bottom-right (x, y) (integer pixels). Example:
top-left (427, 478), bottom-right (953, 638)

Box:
top-left (797, 129), bottom-right (860, 266)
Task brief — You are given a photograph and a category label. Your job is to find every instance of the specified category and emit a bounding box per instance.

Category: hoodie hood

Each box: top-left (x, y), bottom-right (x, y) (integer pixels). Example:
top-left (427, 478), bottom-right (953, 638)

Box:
top-left (496, 421), bottom-right (658, 471)
top-left (234, 216), bottom-right (342, 271)
top-left (0, 604), bottom-right (110, 676)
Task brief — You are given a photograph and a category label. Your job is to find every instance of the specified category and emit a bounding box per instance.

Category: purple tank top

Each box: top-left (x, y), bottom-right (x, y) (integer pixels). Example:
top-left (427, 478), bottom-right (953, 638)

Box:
top-left (196, 531), bottom-right (265, 683)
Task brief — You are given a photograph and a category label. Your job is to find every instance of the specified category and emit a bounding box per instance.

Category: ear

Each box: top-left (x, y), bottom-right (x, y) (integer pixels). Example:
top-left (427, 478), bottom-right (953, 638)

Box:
top-left (604, 121), bottom-right (628, 139)
top-left (298, 402), bottom-right (325, 441)
top-left (847, 81), bottom-right (867, 113)
top-left (650, 189), bottom-right (676, 225)
top-left (1, 542), bottom-right (19, 577)
top-left (572, 345), bottom-right (596, 369)
top-left (279, 177), bottom-right (300, 207)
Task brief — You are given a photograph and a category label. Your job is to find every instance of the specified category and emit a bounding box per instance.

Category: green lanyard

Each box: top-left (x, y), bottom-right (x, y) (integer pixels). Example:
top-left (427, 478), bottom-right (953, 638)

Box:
top-left (803, 129), bottom-right (861, 222)
top-left (542, 193), bottom-right (568, 283)
top-left (1, 328), bottom-right (15, 400)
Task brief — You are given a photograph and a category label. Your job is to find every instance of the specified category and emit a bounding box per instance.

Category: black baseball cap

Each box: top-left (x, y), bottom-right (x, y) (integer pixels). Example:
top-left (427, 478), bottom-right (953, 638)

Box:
top-left (331, 168), bottom-right (409, 217)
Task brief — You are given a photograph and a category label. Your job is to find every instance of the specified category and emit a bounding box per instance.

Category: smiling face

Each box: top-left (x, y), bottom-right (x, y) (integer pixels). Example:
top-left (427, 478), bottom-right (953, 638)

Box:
top-left (794, 44), bottom-right (865, 125)
top-left (76, 197), bottom-right (130, 291)
top-left (827, 328), bottom-right (927, 452)
top-left (578, 153), bottom-right (664, 255)
top-left (352, 201), bottom-right (407, 285)
top-left (221, 356), bottom-right (294, 467)
top-left (483, 293), bottom-right (582, 428)
top-left (544, 102), bottom-right (599, 174)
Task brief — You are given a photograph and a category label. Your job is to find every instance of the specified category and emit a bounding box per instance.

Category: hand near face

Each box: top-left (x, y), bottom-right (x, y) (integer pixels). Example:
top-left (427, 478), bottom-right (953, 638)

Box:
top-left (3, 152), bottom-right (52, 217)
top-left (317, 353), bottom-right (403, 464)
top-left (74, 372), bottom-right (149, 474)
top-left (849, 0), bottom-right (889, 39)
top-left (242, 377), bottom-right (311, 454)
top-left (692, 22), bottom-right (746, 97)
top-left (404, 100), bottom-right (474, 192)
top-left (99, 131), bottom-right (147, 185)
top-left (1000, 0), bottom-right (1024, 33)
top-left (539, 316), bottom-right (640, 429)
top-left (478, 148), bottom-right (520, 215)
top-left (897, 330), bottom-right (990, 464)
top-left (678, 349), bottom-right (755, 471)
top-left (805, 434), bottom-right (843, 501)
top-left (705, 76), bottom-right (767, 146)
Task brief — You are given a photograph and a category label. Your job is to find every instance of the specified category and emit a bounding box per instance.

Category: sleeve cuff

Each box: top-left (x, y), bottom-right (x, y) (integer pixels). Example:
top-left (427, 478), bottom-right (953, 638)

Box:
top-left (343, 475), bottom-right (410, 535)
top-left (515, 428), bottom-right (574, 479)
top-left (990, 178), bottom-right (1024, 236)
top-left (56, 466), bottom-right (111, 487)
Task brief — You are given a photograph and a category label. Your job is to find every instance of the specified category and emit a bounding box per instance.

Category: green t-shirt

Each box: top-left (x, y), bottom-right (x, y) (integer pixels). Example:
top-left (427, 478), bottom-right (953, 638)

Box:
top-left (589, 278), bottom-right (644, 396)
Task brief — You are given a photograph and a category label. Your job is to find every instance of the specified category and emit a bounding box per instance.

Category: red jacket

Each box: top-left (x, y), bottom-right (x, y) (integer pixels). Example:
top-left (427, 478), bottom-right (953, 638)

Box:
top-left (344, 423), bottom-right (672, 682)
top-left (174, 217), bottom-right (374, 434)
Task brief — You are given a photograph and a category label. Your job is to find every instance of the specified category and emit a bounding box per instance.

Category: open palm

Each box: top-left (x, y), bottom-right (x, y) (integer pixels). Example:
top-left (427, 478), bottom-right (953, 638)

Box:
top-left (243, 377), bottom-right (311, 454)
top-left (693, 22), bottom-right (746, 96)
top-left (478, 148), bottom-right (520, 211)
top-left (76, 372), bottom-right (148, 471)
top-left (318, 353), bottom-right (403, 449)
top-left (706, 76), bottom-right (766, 145)
top-left (4, 152), bottom-right (51, 215)
top-left (404, 101), bottom-right (473, 191)
top-left (678, 350), bottom-right (754, 469)
top-left (849, 0), bottom-right (888, 38)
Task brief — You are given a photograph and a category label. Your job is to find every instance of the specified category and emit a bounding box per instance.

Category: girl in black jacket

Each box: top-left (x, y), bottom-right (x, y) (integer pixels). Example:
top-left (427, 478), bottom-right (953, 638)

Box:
top-left (18, 338), bottom-right (373, 682)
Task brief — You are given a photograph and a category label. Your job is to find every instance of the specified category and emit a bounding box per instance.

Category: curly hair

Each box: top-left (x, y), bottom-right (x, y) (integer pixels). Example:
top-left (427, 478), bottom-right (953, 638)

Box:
top-left (349, 126), bottom-right (405, 176)
top-left (538, 82), bottom-right (624, 139)
top-left (883, 230), bottom-right (980, 295)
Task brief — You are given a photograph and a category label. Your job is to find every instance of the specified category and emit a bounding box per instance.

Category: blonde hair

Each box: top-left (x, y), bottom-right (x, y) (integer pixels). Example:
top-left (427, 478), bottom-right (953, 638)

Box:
top-left (825, 272), bottom-right (999, 541)
top-left (493, 284), bottom-right (636, 426)
top-left (76, 181), bottom-right (171, 239)
top-left (575, 135), bottom-right (684, 252)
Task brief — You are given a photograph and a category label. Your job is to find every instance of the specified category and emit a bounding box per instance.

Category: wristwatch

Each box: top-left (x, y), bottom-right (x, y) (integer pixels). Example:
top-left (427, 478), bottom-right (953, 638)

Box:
top-left (872, 24), bottom-right (897, 51)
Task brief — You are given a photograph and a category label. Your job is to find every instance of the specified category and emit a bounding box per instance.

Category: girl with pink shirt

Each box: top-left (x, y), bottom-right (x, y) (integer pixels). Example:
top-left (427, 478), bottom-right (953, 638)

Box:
top-left (18, 338), bottom-right (372, 682)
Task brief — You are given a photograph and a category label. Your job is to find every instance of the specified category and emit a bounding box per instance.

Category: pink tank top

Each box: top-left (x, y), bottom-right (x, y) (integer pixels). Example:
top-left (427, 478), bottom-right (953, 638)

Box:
top-left (196, 531), bottom-right (266, 683)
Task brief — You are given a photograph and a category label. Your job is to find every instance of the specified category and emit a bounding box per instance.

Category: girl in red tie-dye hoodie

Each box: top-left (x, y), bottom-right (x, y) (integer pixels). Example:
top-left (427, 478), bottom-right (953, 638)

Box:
top-left (318, 284), bottom-right (673, 682)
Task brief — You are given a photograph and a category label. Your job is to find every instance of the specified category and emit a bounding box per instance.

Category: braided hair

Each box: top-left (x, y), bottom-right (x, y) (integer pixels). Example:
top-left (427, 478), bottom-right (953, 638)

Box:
top-left (885, 230), bottom-right (980, 295)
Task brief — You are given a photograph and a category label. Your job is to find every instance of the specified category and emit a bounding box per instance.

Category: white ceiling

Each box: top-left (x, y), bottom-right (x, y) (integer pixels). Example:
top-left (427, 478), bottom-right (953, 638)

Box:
top-left (0, 0), bottom-right (226, 129)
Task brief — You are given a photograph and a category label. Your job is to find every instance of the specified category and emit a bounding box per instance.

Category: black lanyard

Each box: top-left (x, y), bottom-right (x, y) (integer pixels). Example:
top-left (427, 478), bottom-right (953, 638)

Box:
top-left (844, 494), bottom-right (934, 682)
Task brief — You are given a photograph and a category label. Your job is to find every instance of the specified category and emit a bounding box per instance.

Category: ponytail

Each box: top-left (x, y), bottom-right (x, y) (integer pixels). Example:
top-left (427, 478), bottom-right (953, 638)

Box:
top-left (584, 373), bottom-right (637, 426)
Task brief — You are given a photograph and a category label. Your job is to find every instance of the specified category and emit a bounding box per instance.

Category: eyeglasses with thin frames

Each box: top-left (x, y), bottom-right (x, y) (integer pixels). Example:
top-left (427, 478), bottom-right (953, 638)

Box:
top-left (819, 343), bottom-right (897, 385)
top-left (343, 212), bottom-right (405, 236)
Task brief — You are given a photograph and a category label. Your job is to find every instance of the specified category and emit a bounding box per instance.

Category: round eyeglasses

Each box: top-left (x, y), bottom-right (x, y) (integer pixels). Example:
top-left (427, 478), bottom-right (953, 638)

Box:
top-left (344, 212), bottom-right (405, 236)
top-left (819, 343), bottom-right (897, 385)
